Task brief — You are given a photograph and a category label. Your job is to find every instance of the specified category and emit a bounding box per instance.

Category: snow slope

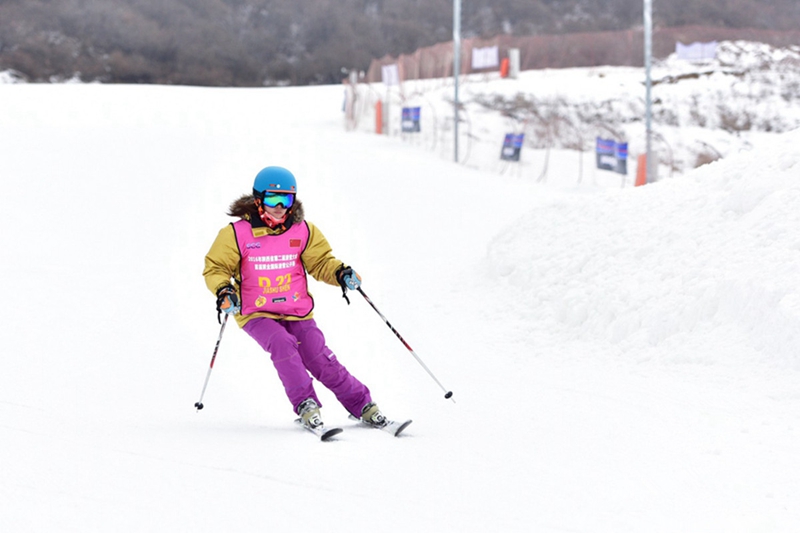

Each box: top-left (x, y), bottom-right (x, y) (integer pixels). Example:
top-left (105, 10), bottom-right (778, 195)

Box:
top-left (1, 73), bottom-right (799, 532)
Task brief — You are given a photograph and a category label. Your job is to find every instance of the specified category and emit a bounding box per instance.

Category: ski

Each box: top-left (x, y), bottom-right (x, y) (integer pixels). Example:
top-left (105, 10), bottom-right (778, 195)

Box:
top-left (294, 419), bottom-right (343, 441)
top-left (348, 415), bottom-right (413, 437)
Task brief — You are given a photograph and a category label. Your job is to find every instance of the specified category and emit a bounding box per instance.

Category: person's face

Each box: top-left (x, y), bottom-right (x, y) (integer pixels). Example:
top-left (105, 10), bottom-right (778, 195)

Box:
top-left (262, 202), bottom-right (287, 219)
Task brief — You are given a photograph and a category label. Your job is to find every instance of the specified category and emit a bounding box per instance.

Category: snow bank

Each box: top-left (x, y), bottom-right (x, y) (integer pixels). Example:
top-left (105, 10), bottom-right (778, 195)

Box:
top-left (488, 128), bottom-right (800, 368)
top-left (0, 69), bottom-right (25, 84)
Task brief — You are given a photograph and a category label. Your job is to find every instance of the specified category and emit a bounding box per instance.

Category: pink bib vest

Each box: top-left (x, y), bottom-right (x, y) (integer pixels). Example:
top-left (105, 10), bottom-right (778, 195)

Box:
top-left (232, 219), bottom-right (314, 318)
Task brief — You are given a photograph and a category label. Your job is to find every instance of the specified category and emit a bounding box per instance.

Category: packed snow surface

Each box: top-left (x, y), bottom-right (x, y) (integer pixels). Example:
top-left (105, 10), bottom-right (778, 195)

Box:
top-left (1, 56), bottom-right (799, 532)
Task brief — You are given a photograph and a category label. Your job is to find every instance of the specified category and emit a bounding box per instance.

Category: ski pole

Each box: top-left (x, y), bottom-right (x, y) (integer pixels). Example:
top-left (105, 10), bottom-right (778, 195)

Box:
top-left (356, 287), bottom-right (454, 402)
top-left (194, 313), bottom-right (230, 411)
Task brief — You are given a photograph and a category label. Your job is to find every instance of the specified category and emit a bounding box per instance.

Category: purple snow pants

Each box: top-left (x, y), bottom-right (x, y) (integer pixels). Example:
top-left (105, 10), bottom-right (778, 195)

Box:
top-left (243, 317), bottom-right (371, 417)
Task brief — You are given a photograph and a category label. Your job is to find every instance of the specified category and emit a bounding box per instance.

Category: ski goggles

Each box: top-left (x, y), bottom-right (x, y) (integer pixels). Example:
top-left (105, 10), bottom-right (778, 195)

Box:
top-left (259, 192), bottom-right (295, 208)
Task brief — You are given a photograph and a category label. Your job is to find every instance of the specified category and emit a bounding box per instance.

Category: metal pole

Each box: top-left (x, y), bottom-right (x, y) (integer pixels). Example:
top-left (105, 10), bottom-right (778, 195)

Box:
top-left (356, 288), bottom-right (454, 401)
top-left (194, 313), bottom-right (230, 411)
top-left (643, 0), bottom-right (654, 183)
top-left (453, 0), bottom-right (461, 163)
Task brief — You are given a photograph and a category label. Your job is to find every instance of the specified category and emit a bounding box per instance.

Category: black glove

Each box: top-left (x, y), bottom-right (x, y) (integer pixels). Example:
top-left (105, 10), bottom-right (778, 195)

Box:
top-left (215, 285), bottom-right (240, 322)
top-left (336, 265), bottom-right (361, 304)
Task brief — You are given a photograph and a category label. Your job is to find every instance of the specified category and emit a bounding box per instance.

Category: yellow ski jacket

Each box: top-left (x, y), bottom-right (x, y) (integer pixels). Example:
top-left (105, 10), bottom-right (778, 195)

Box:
top-left (203, 196), bottom-right (344, 328)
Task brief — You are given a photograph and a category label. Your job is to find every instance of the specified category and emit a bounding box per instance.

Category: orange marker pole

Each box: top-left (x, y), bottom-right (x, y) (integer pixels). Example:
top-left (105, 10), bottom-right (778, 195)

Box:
top-left (635, 154), bottom-right (647, 186)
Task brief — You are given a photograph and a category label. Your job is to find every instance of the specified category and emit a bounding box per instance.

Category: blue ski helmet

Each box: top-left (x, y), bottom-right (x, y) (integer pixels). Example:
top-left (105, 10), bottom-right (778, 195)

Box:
top-left (253, 166), bottom-right (297, 196)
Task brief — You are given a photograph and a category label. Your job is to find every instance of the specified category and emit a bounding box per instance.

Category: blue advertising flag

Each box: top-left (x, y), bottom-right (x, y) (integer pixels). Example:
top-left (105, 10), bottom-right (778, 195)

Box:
top-left (596, 137), bottom-right (628, 175)
top-left (401, 106), bottom-right (421, 133)
top-left (596, 137), bottom-right (617, 171)
top-left (500, 133), bottom-right (524, 161)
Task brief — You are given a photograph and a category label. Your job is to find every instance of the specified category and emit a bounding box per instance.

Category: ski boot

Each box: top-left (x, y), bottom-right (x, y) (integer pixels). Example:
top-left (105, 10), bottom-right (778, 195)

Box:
top-left (298, 398), bottom-right (324, 430)
top-left (360, 402), bottom-right (388, 428)
top-left (296, 398), bottom-right (343, 441)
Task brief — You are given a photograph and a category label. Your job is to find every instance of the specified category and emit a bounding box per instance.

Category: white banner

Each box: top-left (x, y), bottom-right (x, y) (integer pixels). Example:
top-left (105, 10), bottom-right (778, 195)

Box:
top-left (676, 41), bottom-right (717, 61)
top-left (471, 46), bottom-right (499, 70)
top-left (381, 64), bottom-right (400, 86)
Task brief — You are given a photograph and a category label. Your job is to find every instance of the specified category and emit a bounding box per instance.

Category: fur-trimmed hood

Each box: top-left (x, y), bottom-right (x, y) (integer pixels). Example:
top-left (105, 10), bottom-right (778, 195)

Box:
top-left (227, 194), bottom-right (305, 229)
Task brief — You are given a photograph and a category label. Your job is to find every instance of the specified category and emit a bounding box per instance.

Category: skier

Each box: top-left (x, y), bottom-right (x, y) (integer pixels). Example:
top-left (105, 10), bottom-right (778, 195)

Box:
top-left (202, 166), bottom-right (387, 435)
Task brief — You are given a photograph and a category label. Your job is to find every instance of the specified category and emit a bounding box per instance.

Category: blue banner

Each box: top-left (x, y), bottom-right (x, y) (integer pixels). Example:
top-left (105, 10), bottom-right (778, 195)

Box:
top-left (501, 133), bottom-right (524, 161)
top-left (401, 107), bottom-right (421, 133)
top-left (596, 137), bottom-right (628, 175)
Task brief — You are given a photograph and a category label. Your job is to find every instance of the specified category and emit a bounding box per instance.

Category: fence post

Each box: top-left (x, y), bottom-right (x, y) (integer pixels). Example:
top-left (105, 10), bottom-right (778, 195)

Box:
top-left (508, 48), bottom-right (520, 79)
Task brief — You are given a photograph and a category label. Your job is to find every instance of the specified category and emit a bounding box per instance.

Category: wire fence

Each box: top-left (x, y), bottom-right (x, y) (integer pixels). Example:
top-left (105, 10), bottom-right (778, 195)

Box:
top-left (350, 28), bottom-right (800, 185)
top-left (365, 25), bottom-right (800, 83)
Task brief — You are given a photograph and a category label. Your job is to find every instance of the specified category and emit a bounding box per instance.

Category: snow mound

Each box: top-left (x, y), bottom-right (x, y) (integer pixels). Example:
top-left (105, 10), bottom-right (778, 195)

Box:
top-left (488, 128), bottom-right (800, 368)
top-left (0, 69), bottom-right (25, 84)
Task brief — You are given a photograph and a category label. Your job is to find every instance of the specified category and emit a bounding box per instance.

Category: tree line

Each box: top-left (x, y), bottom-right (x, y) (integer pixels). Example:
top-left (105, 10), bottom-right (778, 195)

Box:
top-left (0, 0), bottom-right (797, 86)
